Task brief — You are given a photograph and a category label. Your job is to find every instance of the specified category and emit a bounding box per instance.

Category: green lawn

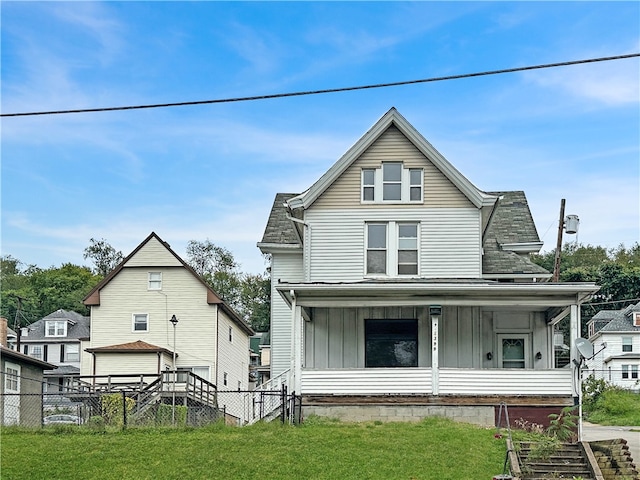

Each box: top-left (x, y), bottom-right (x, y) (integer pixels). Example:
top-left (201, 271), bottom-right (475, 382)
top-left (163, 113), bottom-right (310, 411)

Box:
top-left (0, 417), bottom-right (507, 480)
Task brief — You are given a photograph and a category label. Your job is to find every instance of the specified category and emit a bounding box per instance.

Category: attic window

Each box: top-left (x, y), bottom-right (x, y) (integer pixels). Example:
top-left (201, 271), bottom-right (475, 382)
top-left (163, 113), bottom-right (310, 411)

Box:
top-left (148, 272), bottom-right (162, 290)
top-left (45, 320), bottom-right (67, 337)
top-left (361, 163), bottom-right (423, 203)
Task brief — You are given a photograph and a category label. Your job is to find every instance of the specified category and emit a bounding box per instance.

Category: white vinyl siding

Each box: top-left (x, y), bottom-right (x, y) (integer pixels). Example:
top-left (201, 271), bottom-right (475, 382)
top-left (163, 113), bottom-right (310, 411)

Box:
top-left (269, 252), bottom-right (304, 378)
top-left (305, 208), bottom-right (481, 281)
top-left (124, 237), bottom-right (183, 267)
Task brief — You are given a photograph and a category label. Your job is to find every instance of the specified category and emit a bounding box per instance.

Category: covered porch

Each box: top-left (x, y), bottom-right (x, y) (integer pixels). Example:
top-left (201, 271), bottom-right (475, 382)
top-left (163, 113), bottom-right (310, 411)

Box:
top-left (277, 280), bottom-right (599, 401)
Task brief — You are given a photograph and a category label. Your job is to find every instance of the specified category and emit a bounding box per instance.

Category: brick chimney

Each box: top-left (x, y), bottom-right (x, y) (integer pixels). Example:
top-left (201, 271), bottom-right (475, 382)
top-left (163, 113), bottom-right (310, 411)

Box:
top-left (0, 317), bottom-right (8, 348)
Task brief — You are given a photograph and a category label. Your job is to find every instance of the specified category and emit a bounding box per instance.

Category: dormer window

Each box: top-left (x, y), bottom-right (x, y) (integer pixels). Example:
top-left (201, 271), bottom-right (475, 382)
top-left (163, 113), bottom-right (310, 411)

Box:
top-left (361, 163), bottom-right (423, 203)
top-left (148, 272), bottom-right (162, 290)
top-left (45, 320), bottom-right (67, 337)
top-left (633, 312), bottom-right (640, 327)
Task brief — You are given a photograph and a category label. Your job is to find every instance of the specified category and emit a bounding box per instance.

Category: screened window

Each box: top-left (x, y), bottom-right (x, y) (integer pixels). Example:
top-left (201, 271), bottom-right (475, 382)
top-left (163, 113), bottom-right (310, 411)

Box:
top-left (366, 224), bottom-right (387, 274)
top-left (622, 337), bottom-right (633, 352)
top-left (398, 223), bottom-right (418, 275)
top-left (45, 320), bottom-right (67, 337)
top-left (65, 344), bottom-right (80, 362)
top-left (365, 319), bottom-right (418, 368)
top-left (148, 272), bottom-right (162, 290)
top-left (133, 314), bottom-right (149, 332)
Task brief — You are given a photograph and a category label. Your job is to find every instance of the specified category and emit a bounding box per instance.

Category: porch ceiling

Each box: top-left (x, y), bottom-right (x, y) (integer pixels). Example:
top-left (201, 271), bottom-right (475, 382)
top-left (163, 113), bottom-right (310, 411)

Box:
top-left (276, 280), bottom-right (599, 309)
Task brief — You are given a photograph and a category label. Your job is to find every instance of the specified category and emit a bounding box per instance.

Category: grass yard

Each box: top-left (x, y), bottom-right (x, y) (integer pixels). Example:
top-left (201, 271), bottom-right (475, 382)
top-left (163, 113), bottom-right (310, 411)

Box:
top-left (0, 417), bottom-right (506, 480)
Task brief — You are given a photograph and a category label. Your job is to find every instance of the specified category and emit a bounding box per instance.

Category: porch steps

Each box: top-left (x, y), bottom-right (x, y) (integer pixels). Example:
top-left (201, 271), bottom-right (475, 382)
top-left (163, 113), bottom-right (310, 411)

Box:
top-left (517, 442), bottom-right (596, 480)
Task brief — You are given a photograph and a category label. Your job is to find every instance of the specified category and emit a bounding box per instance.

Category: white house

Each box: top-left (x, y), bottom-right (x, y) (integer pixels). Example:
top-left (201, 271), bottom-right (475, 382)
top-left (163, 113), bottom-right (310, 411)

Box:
top-left (81, 232), bottom-right (254, 420)
top-left (258, 108), bottom-right (599, 426)
top-left (586, 302), bottom-right (640, 391)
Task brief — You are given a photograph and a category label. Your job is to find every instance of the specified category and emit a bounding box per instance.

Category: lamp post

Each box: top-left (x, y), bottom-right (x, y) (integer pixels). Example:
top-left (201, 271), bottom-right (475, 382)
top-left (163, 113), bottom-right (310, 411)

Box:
top-left (169, 314), bottom-right (178, 425)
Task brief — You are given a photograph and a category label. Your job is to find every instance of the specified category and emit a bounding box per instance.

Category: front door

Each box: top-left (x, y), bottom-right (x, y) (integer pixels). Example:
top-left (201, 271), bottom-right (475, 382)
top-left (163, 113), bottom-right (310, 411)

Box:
top-left (498, 334), bottom-right (531, 369)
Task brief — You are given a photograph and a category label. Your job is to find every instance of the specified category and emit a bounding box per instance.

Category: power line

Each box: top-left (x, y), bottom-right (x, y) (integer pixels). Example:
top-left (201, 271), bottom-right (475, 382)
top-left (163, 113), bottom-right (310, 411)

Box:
top-left (2, 53), bottom-right (638, 118)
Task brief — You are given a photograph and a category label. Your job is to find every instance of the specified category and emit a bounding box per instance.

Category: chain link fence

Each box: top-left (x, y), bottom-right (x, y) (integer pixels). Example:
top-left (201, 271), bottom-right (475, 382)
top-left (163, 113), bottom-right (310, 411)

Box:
top-left (1, 372), bottom-right (301, 429)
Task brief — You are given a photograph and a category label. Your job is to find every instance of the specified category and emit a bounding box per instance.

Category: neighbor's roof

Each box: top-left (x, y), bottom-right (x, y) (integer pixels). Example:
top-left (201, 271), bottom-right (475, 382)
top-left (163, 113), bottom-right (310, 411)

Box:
top-left (0, 345), bottom-right (57, 370)
top-left (589, 302), bottom-right (640, 334)
top-left (20, 309), bottom-right (90, 342)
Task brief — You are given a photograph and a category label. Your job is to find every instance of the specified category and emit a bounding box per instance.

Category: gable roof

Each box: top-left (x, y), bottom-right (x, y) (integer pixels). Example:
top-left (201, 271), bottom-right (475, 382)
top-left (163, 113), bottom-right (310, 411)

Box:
top-left (258, 193), bottom-right (302, 247)
top-left (20, 309), bottom-right (90, 342)
top-left (287, 107), bottom-right (497, 210)
top-left (83, 232), bottom-right (254, 336)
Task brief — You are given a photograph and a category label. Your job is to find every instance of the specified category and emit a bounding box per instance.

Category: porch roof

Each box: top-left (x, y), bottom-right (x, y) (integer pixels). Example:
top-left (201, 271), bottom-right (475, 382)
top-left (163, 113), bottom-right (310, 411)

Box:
top-left (276, 279), bottom-right (599, 309)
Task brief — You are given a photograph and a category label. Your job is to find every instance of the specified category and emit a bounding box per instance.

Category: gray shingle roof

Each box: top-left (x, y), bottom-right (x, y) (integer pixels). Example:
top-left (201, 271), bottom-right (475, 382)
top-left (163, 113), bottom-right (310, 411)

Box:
top-left (21, 309), bottom-right (90, 342)
top-left (482, 191), bottom-right (549, 276)
top-left (261, 190), bottom-right (548, 276)
top-left (590, 302), bottom-right (640, 333)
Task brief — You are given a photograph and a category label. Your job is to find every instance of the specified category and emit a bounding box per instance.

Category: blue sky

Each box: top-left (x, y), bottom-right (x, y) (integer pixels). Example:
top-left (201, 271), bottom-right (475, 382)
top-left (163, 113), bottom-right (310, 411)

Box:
top-left (2, 2), bottom-right (639, 275)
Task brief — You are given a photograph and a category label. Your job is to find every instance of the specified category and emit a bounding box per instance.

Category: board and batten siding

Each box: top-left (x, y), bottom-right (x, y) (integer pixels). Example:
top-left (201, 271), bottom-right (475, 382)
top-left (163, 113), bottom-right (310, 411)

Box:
top-left (311, 125), bottom-right (473, 210)
top-left (305, 207), bottom-right (481, 282)
top-left (88, 266), bottom-right (218, 374)
top-left (270, 252), bottom-right (304, 378)
top-left (305, 306), bottom-right (432, 369)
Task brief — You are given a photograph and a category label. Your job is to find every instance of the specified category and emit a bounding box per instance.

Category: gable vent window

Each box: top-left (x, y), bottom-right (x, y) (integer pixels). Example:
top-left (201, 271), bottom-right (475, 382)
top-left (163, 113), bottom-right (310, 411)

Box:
top-left (361, 163), bottom-right (423, 203)
top-left (148, 272), bottom-right (162, 290)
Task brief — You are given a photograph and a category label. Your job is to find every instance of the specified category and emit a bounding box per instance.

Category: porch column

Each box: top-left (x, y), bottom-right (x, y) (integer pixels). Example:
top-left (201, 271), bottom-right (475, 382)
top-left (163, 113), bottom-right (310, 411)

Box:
top-left (570, 304), bottom-right (580, 399)
top-left (431, 311), bottom-right (440, 395)
top-left (290, 292), bottom-right (303, 394)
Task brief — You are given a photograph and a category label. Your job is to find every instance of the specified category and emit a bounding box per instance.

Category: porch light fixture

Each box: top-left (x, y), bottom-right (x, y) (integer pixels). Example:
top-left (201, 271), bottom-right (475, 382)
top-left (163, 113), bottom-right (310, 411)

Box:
top-left (535, 351), bottom-right (542, 360)
top-left (486, 352), bottom-right (493, 361)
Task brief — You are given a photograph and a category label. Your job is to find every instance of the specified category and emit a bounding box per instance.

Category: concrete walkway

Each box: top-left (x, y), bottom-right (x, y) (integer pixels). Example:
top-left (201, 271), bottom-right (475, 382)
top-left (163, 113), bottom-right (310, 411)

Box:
top-left (582, 421), bottom-right (640, 465)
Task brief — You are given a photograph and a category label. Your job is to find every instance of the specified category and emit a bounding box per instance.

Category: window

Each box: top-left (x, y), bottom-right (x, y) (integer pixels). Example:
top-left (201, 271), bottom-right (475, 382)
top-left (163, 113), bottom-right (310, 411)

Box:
top-left (4, 364), bottom-right (19, 392)
top-left (223, 372), bottom-right (228, 386)
top-left (497, 334), bottom-right (531, 369)
top-left (366, 224), bottom-right (387, 274)
top-left (22, 345), bottom-right (28, 355)
top-left (45, 320), bottom-right (67, 337)
top-left (365, 319), bottom-right (418, 367)
top-left (228, 326), bottom-right (233, 342)
top-left (133, 314), bottom-right (149, 332)
top-left (622, 337), bottom-right (633, 352)
top-left (31, 345), bottom-right (42, 360)
top-left (398, 223), bottom-right (418, 275)
top-left (362, 169), bottom-right (375, 201)
top-left (383, 162), bottom-right (402, 201)
top-left (622, 365), bottom-right (629, 379)
top-left (632, 365), bottom-right (639, 380)
top-left (361, 163), bottom-right (423, 203)
top-left (634, 312), bottom-right (640, 327)
top-left (366, 222), bottom-right (419, 276)
top-left (148, 272), bottom-right (162, 290)
top-left (65, 344), bottom-right (80, 362)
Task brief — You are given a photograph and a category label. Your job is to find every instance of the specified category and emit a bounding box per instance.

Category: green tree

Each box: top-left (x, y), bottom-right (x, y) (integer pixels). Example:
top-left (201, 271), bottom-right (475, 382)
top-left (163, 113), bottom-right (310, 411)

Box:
top-left (83, 238), bottom-right (124, 276)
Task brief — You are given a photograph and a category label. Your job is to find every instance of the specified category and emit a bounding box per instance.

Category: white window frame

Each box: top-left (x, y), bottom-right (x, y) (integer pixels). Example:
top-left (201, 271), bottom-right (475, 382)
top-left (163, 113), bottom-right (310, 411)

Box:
top-left (45, 320), bottom-right (67, 338)
top-left (31, 345), bottom-right (43, 360)
top-left (622, 364), bottom-right (629, 379)
top-left (65, 344), bottom-right (80, 362)
top-left (631, 365), bottom-right (639, 380)
top-left (4, 363), bottom-right (20, 392)
top-left (365, 222), bottom-right (420, 277)
top-left (361, 163), bottom-right (423, 204)
top-left (132, 313), bottom-right (149, 333)
top-left (622, 336), bottom-right (633, 352)
top-left (148, 272), bottom-right (162, 290)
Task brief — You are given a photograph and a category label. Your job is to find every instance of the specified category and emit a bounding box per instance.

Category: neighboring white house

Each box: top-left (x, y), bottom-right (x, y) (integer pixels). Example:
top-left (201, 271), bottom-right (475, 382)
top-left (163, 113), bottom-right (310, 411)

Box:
top-left (18, 309), bottom-right (89, 396)
top-left (81, 232), bottom-right (254, 419)
top-left (586, 302), bottom-right (640, 392)
top-left (258, 108), bottom-right (599, 426)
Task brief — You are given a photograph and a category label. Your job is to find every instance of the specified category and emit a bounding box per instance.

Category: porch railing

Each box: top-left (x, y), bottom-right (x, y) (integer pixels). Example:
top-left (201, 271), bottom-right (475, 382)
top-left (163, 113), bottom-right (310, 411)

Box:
top-left (301, 367), bottom-right (572, 396)
top-left (242, 368), bottom-right (291, 425)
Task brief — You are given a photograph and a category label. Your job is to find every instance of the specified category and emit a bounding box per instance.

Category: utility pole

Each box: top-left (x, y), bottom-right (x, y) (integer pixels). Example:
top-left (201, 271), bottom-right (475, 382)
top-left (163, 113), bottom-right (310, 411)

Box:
top-left (552, 199), bottom-right (566, 282)
top-left (14, 295), bottom-right (24, 351)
